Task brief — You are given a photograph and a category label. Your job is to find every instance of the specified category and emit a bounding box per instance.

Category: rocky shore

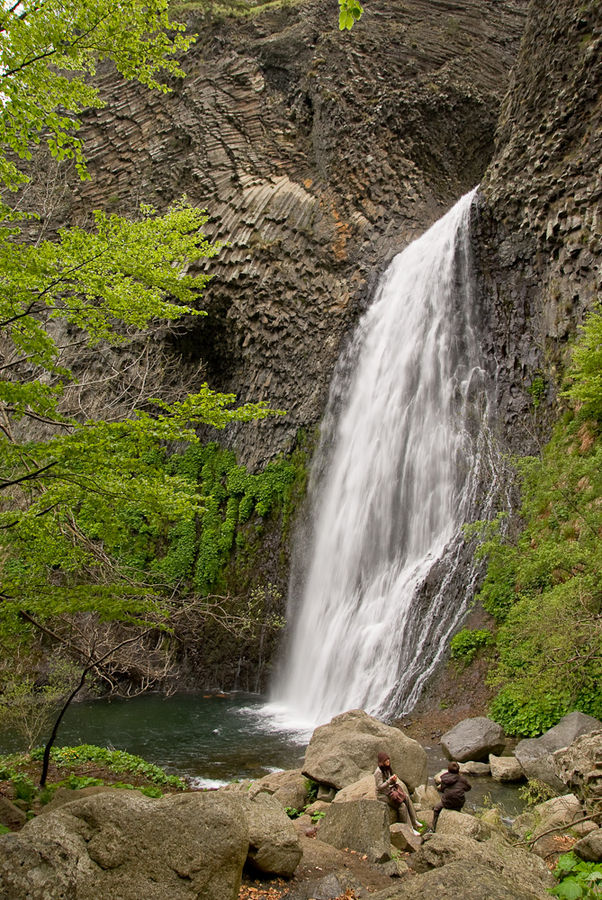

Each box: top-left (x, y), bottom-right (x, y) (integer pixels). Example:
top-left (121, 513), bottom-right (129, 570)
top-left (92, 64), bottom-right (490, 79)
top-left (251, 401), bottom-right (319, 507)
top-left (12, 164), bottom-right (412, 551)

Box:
top-left (0, 709), bottom-right (600, 899)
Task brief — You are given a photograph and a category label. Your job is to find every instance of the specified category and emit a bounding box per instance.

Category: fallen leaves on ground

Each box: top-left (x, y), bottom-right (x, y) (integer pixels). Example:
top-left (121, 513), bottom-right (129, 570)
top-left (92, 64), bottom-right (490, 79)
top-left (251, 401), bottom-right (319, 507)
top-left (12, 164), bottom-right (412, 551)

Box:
top-left (238, 878), bottom-right (358, 899)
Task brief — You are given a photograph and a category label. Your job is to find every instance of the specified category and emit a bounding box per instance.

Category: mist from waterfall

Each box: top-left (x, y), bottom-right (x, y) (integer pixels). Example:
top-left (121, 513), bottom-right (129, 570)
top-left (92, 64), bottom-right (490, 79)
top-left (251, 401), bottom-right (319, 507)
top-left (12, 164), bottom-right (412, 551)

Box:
top-left (271, 188), bottom-right (502, 729)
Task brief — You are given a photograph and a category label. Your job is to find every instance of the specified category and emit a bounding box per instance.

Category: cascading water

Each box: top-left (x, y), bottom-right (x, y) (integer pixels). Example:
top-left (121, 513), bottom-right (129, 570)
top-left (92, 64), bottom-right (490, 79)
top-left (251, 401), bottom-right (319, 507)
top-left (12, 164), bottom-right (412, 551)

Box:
top-left (272, 188), bottom-right (503, 728)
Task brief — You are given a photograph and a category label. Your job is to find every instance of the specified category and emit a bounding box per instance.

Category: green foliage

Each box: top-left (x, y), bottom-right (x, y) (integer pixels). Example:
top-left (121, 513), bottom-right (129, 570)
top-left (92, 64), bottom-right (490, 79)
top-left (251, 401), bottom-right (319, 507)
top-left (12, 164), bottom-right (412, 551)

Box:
top-left (518, 778), bottom-right (557, 807)
top-left (285, 806), bottom-right (302, 819)
top-left (0, 656), bottom-right (81, 750)
top-left (339, 0), bottom-right (363, 30)
top-left (479, 305), bottom-right (602, 736)
top-left (0, 824), bottom-right (10, 834)
top-left (64, 774), bottom-right (104, 790)
top-left (305, 778), bottom-right (319, 803)
top-left (450, 628), bottom-right (494, 666)
top-left (0, 0), bottom-right (194, 189)
top-left (551, 853), bottom-right (602, 899)
top-left (30, 744), bottom-right (185, 788)
top-left (0, 0), bottom-right (281, 698)
top-left (310, 809), bottom-right (326, 823)
top-left (156, 443), bottom-right (304, 593)
top-left (11, 773), bottom-right (36, 802)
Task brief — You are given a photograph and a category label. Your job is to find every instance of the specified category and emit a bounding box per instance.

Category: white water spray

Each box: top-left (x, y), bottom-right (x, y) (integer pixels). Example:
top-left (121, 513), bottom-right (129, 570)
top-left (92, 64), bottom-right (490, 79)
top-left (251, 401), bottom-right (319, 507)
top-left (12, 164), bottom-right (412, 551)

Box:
top-left (272, 189), bottom-right (500, 727)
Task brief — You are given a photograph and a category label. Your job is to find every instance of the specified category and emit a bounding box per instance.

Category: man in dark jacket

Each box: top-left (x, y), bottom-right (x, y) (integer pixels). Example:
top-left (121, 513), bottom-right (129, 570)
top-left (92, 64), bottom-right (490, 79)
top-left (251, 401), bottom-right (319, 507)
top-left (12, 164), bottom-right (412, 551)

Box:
top-left (432, 761), bottom-right (471, 832)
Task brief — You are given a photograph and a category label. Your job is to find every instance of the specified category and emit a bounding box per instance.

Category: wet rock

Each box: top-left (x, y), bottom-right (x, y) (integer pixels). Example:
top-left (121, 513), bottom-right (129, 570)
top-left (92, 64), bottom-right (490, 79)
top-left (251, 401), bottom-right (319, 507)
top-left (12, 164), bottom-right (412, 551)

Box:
top-left (440, 717), bottom-right (506, 762)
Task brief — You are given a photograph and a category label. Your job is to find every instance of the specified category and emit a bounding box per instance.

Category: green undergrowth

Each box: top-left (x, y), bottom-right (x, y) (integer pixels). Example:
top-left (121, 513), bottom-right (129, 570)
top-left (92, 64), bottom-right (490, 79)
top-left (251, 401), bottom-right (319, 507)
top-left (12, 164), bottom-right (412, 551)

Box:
top-left (551, 853), bottom-right (602, 899)
top-left (0, 745), bottom-right (185, 820)
top-left (86, 438), bottom-right (308, 597)
top-left (465, 306), bottom-right (602, 737)
top-left (30, 745), bottom-right (185, 787)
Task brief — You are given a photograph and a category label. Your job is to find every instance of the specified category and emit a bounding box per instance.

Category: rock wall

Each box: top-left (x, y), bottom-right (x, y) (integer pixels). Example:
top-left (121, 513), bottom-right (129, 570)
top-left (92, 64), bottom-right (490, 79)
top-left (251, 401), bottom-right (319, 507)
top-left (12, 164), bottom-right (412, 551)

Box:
top-left (474, 0), bottom-right (601, 449)
top-left (31, 0), bottom-right (528, 468)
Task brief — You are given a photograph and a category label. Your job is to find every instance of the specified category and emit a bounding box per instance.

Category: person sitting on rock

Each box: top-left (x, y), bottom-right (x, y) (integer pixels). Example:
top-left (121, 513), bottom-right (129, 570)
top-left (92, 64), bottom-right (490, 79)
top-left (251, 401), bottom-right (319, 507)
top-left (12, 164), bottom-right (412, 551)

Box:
top-left (432, 760), bottom-right (471, 832)
top-left (374, 750), bottom-right (421, 835)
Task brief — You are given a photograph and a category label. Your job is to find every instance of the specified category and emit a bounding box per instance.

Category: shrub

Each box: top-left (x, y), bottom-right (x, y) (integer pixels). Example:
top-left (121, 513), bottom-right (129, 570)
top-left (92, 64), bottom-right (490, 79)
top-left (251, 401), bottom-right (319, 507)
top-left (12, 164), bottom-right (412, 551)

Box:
top-left (450, 628), bottom-right (493, 666)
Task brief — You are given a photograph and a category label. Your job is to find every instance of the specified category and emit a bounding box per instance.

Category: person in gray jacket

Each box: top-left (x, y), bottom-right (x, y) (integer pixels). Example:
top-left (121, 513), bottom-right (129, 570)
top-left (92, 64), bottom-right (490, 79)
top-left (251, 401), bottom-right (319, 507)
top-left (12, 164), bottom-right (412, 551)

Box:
top-left (374, 751), bottom-right (421, 834)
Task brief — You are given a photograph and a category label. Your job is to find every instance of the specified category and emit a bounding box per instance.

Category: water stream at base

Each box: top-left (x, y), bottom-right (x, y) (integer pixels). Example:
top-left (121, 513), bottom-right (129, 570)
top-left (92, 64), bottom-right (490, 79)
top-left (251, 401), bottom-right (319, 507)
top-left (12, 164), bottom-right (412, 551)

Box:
top-left (272, 188), bottom-right (504, 727)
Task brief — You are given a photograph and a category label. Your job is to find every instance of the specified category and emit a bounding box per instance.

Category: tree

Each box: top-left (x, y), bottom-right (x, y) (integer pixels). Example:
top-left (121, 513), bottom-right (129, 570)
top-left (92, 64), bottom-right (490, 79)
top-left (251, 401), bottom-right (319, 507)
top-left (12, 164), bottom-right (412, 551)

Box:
top-left (0, 0), bottom-right (281, 755)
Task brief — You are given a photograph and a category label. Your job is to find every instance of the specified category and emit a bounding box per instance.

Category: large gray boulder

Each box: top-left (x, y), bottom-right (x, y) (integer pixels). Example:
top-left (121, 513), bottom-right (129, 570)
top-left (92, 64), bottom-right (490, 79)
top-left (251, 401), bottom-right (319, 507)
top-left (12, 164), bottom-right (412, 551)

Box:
top-left (552, 729), bottom-right (602, 810)
top-left (515, 713), bottom-right (601, 791)
top-left (243, 793), bottom-right (303, 877)
top-left (408, 833), bottom-right (554, 897)
top-left (317, 799), bottom-right (391, 863)
top-left (302, 709), bottom-right (427, 792)
top-left (0, 790), bottom-right (249, 900)
top-left (247, 768), bottom-right (309, 812)
top-left (440, 717), bottom-right (506, 762)
top-left (369, 860), bottom-right (549, 900)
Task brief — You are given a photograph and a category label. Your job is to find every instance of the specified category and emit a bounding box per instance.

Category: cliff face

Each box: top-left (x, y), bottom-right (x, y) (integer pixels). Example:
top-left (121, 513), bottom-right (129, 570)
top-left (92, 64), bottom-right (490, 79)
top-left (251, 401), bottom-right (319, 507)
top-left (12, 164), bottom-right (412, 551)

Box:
top-left (37, 0), bottom-right (528, 468)
top-left (474, 0), bottom-right (601, 448)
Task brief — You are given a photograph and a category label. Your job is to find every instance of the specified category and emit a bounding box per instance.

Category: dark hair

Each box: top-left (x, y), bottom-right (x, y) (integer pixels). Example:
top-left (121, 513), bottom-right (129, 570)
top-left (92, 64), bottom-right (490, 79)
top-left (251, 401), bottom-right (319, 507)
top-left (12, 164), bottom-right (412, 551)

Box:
top-left (448, 761), bottom-right (460, 773)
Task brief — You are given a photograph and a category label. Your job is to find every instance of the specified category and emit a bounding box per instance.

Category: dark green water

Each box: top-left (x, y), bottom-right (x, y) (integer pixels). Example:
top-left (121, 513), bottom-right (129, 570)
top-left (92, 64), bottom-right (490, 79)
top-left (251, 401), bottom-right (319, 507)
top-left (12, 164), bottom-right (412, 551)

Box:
top-left (0, 693), bottom-right (306, 788)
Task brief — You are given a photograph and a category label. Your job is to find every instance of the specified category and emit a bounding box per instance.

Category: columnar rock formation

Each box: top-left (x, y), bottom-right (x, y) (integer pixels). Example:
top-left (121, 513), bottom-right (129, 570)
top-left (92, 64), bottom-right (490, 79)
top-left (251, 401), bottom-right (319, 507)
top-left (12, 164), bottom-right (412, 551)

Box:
top-left (31, 0), bottom-right (529, 467)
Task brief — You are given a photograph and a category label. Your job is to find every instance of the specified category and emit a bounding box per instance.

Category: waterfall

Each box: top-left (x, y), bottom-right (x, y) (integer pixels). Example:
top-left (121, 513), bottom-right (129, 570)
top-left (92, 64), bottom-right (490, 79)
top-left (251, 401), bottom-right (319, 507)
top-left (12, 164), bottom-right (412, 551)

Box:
top-left (272, 188), bottom-right (502, 728)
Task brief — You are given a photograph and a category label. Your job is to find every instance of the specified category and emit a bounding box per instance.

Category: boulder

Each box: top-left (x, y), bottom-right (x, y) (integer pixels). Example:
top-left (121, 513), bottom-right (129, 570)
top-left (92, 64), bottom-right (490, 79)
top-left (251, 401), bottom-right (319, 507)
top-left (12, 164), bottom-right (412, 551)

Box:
top-left (243, 793), bottom-right (303, 877)
top-left (317, 799), bottom-right (391, 863)
top-left (552, 729), bottom-right (602, 809)
top-left (434, 809), bottom-right (492, 842)
top-left (460, 761), bottom-right (491, 776)
top-left (389, 822), bottom-right (421, 852)
top-left (489, 754), bottom-right (525, 782)
top-left (413, 783), bottom-right (441, 809)
top-left (332, 773), bottom-right (376, 803)
top-left (302, 709), bottom-right (427, 792)
top-left (0, 790), bottom-right (249, 900)
top-left (408, 833), bottom-right (554, 897)
top-left (279, 869), bottom-right (363, 900)
top-left (37, 785), bottom-right (123, 815)
top-left (368, 860), bottom-right (549, 900)
top-left (0, 796), bottom-right (26, 830)
top-left (248, 768), bottom-right (309, 811)
top-left (573, 829), bottom-right (602, 863)
top-left (440, 717), bottom-right (506, 762)
top-left (513, 793), bottom-right (588, 859)
top-left (515, 714), bottom-right (601, 791)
